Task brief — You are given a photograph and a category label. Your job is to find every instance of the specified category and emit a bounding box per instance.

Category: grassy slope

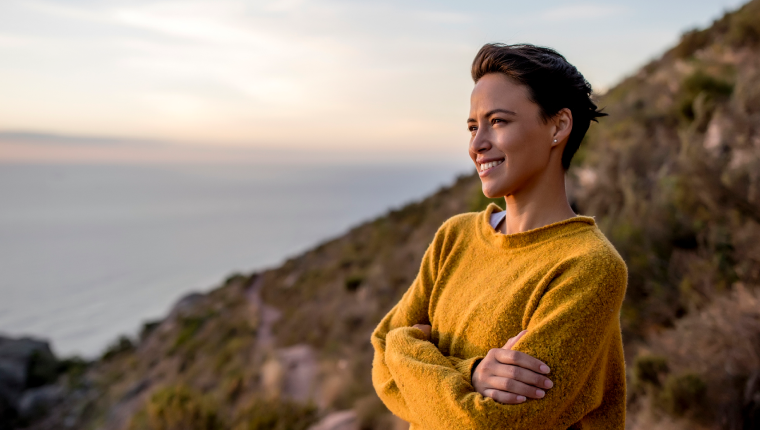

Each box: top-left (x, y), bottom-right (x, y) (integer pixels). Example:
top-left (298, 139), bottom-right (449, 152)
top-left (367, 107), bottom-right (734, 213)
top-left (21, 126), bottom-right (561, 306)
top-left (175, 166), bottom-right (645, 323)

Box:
top-left (570, 1), bottom-right (760, 426)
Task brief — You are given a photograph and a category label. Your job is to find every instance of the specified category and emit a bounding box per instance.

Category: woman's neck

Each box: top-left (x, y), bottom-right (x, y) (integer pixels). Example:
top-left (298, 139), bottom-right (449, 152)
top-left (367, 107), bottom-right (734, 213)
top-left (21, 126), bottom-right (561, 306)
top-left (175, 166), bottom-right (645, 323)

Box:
top-left (498, 169), bottom-right (576, 235)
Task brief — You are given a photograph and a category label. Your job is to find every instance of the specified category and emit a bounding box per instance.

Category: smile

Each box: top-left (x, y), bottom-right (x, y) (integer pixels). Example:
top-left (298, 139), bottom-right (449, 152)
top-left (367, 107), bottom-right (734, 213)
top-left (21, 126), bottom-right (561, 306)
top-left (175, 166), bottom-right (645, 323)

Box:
top-left (479, 159), bottom-right (504, 172)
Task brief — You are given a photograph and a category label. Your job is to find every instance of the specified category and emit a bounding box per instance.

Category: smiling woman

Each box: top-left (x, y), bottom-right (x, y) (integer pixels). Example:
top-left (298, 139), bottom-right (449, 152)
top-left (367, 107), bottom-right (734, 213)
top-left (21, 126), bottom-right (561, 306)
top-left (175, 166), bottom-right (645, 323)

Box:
top-left (371, 43), bottom-right (628, 429)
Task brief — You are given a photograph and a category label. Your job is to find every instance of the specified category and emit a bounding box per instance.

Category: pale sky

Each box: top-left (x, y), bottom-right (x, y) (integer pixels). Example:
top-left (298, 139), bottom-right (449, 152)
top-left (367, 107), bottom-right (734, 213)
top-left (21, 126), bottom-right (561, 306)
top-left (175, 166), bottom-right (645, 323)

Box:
top-left (0, 0), bottom-right (746, 163)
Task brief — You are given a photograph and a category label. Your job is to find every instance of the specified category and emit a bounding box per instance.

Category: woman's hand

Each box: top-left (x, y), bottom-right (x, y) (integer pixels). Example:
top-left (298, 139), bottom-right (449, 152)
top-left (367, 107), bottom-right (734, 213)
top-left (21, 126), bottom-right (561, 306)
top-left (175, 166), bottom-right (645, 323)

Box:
top-left (472, 330), bottom-right (554, 404)
top-left (412, 324), bottom-right (431, 340)
top-left (411, 325), bottom-right (552, 404)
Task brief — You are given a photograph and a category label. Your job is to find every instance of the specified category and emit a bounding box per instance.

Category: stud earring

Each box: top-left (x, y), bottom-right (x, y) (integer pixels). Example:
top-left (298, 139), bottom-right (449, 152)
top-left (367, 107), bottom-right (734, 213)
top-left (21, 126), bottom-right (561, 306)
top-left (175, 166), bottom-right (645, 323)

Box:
top-left (553, 139), bottom-right (557, 143)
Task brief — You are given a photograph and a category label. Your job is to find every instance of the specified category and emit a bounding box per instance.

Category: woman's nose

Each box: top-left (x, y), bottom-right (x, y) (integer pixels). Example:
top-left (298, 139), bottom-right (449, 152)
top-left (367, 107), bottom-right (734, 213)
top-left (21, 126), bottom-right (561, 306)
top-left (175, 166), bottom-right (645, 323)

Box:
top-left (470, 128), bottom-right (491, 153)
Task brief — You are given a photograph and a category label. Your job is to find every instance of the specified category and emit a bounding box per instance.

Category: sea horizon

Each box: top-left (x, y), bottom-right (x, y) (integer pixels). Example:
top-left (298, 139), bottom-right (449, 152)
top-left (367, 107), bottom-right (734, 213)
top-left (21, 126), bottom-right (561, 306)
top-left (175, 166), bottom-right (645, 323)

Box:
top-left (0, 160), bottom-right (472, 358)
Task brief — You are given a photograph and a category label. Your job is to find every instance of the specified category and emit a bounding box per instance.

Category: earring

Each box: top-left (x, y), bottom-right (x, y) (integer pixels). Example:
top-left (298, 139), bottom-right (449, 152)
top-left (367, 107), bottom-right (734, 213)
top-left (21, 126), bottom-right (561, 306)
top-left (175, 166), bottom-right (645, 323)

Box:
top-left (553, 139), bottom-right (557, 143)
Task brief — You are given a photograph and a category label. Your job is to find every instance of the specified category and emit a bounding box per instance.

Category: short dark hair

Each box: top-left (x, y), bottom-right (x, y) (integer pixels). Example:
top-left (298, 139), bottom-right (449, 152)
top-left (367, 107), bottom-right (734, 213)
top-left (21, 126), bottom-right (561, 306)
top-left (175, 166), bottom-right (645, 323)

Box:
top-left (471, 43), bottom-right (606, 169)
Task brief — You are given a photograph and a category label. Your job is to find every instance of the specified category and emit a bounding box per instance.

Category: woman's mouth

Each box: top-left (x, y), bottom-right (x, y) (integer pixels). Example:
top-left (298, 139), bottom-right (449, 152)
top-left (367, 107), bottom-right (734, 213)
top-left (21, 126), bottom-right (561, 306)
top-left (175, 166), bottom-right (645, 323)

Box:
top-left (478, 158), bottom-right (504, 176)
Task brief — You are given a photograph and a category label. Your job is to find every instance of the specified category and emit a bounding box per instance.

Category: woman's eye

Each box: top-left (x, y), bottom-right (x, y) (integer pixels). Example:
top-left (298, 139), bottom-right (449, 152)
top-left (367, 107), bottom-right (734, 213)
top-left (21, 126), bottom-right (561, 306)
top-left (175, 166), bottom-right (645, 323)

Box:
top-left (492, 118), bottom-right (506, 125)
top-left (468, 126), bottom-right (478, 132)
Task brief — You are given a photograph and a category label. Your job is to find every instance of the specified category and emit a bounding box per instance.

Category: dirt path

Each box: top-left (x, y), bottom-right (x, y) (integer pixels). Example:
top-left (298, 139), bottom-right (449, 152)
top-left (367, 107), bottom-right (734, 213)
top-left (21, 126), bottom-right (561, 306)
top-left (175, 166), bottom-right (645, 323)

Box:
top-left (246, 276), bottom-right (282, 353)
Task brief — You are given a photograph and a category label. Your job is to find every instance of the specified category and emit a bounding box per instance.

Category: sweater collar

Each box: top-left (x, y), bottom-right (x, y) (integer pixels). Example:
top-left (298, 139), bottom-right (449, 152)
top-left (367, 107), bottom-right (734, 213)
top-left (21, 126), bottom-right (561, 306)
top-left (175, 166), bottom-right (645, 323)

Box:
top-left (479, 202), bottom-right (597, 249)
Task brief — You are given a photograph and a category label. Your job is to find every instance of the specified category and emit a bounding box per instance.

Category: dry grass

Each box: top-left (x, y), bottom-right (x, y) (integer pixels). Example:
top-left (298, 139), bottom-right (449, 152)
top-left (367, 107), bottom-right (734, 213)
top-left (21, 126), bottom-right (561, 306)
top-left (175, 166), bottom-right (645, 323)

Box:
top-left (628, 284), bottom-right (760, 429)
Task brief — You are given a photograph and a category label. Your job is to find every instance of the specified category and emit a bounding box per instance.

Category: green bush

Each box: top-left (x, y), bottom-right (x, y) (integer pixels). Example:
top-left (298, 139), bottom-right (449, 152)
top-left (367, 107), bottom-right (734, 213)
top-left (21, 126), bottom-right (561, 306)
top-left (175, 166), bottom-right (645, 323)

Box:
top-left (677, 70), bottom-right (733, 121)
top-left (57, 356), bottom-right (89, 382)
top-left (140, 320), bottom-right (162, 340)
top-left (344, 275), bottom-right (364, 292)
top-left (130, 385), bottom-right (224, 430)
top-left (171, 316), bottom-right (207, 352)
top-left (224, 273), bottom-right (249, 286)
top-left (673, 28), bottom-right (712, 59)
top-left (632, 355), bottom-right (669, 389)
top-left (234, 397), bottom-right (318, 430)
top-left (726, 1), bottom-right (760, 47)
top-left (26, 349), bottom-right (60, 388)
top-left (659, 373), bottom-right (707, 417)
top-left (101, 335), bottom-right (135, 361)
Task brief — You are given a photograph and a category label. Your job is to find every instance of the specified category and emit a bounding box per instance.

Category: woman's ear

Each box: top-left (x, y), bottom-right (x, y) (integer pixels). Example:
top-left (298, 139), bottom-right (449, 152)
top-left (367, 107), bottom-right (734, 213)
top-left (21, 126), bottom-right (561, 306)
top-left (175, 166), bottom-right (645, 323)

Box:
top-left (551, 108), bottom-right (573, 147)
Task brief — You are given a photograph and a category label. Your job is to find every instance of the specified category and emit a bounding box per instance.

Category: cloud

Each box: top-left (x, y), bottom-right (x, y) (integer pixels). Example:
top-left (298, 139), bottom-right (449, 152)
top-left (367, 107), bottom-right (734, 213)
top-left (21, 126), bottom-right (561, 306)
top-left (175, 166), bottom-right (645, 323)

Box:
top-left (539, 4), bottom-right (628, 23)
top-left (414, 10), bottom-right (472, 24)
top-left (19, 0), bottom-right (108, 23)
top-left (2, 0), bottom-right (730, 157)
top-left (112, 3), bottom-right (269, 46)
top-left (0, 33), bottom-right (34, 48)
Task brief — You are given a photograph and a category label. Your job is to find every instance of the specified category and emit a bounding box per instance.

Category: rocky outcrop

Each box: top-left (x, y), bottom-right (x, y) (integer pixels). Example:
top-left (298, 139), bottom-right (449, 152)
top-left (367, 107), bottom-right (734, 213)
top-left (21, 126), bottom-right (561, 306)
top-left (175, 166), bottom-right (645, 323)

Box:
top-left (0, 336), bottom-right (61, 427)
top-left (261, 344), bottom-right (318, 403)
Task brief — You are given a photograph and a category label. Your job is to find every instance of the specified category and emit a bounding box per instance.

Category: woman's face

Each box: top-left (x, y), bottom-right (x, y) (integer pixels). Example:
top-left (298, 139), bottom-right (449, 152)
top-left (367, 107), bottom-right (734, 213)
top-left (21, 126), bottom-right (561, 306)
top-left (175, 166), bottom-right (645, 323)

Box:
top-left (468, 73), bottom-right (561, 199)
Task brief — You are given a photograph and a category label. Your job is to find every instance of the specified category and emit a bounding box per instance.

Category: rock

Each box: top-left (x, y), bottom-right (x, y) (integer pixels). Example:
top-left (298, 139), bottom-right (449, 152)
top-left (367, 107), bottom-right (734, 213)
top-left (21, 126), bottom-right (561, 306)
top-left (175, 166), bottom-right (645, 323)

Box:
top-left (278, 344), bottom-right (317, 403)
top-left (166, 292), bottom-right (205, 320)
top-left (260, 344), bottom-right (317, 403)
top-left (0, 394), bottom-right (18, 429)
top-left (260, 358), bottom-right (284, 399)
top-left (18, 385), bottom-right (63, 419)
top-left (0, 336), bottom-right (57, 411)
top-left (308, 410), bottom-right (359, 430)
top-left (0, 357), bottom-right (26, 406)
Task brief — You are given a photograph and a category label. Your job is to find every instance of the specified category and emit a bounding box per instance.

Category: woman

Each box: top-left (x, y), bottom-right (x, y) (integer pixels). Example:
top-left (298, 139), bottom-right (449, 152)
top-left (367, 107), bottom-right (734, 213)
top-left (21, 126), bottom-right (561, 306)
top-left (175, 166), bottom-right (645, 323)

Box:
top-left (370, 43), bottom-right (628, 429)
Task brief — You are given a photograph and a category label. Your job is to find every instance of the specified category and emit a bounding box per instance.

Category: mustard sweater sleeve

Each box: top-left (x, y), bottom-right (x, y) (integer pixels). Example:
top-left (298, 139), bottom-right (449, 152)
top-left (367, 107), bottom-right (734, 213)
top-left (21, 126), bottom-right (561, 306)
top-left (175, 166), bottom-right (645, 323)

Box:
top-left (370, 221), bottom-right (483, 425)
top-left (383, 252), bottom-right (628, 430)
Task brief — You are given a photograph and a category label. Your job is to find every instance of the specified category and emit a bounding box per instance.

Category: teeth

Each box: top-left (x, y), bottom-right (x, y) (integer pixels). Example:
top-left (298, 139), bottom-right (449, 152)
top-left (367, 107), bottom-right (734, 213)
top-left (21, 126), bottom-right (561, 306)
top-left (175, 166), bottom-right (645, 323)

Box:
top-left (480, 159), bottom-right (504, 171)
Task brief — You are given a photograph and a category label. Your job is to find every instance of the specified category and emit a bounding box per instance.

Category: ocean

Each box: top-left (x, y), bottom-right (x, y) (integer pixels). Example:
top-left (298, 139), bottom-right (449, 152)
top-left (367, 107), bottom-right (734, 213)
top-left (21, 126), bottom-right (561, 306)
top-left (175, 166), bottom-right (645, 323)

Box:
top-left (0, 162), bottom-right (471, 357)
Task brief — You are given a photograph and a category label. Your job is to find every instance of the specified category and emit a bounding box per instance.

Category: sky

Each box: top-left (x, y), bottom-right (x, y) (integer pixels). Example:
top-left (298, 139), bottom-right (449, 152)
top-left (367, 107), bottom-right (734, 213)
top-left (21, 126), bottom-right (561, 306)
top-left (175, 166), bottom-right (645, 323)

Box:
top-left (0, 0), bottom-right (747, 163)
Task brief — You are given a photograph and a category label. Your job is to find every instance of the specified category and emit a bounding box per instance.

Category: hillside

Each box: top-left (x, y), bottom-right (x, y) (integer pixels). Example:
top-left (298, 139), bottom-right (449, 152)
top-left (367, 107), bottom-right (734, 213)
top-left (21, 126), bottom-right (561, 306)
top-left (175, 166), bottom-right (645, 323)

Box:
top-left (14, 1), bottom-right (760, 429)
top-left (568, 1), bottom-right (760, 426)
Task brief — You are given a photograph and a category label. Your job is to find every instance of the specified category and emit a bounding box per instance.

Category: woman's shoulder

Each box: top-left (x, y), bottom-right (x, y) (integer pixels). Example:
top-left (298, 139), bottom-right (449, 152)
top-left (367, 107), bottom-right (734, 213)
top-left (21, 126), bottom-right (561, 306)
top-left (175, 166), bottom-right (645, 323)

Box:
top-left (439, 202), bottom-right (504, 231)
top-left (440, 210), bottom-right (482, 231)
top-left (559, 223), bottom-right (628, 280)
top-left (431, 208), bottom-right (486, 243)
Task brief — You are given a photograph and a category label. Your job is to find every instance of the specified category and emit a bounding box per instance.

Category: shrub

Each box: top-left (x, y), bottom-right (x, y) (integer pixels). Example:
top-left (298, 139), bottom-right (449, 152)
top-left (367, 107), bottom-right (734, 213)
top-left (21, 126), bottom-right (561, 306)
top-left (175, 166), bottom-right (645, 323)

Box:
top-left (632, 355), bottom-right (669, 389)
top-left (26, 349), bottom-right (60, 388)
top-left (101, 336), bottom-right (135, 361)
top-left (224, 273), bottom-right (249, 286)
top-left (673, 28), bottom-right (712, 59)
top-left (140, 320), bottom-right (162, 340)
top-left (171, 316), bottom-right (207, 352)
top-left (233, 397), bottom-right (318, 430)
top-left (130, 385), bottom-right (224, 430)
top-left (57, 356), bottom-right (89, 381)
top-left (726, 1), bottom-right (760, 47)
top-left (638, 285), bottom-right (760, 426)
top-left (345, 275), bottom-right (363, 292)
top-left (659, 373), bottom-right (707, 417)
top-left (677, 70), bottom-right (733, 122)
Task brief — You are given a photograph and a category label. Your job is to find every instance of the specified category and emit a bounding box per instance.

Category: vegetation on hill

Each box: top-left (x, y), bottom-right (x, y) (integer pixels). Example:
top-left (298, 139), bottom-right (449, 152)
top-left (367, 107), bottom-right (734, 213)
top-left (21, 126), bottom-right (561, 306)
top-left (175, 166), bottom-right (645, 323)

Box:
top-left (569, 1), bottom-right (760, 426)
top-left (22, 1), bottom-right (760, 429)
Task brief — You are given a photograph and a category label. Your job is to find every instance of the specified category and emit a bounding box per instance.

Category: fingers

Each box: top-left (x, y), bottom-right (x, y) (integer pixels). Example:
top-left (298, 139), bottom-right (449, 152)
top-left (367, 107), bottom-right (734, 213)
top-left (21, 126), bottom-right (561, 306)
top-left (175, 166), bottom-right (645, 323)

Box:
top-left (489, 363), bottom-right (553, 390)
top-left (486, 375), bottom-right (547, 399)
top-left (474, 334), bottom-right (554, 404)
top-left (483, 389), bottom-right (527, 405)
top-left (502, 329), bottom-right (527, 349)
top-left (411, 324), bottom-right (431, 339)
top-left (493, 348), bottom-right (551, 375)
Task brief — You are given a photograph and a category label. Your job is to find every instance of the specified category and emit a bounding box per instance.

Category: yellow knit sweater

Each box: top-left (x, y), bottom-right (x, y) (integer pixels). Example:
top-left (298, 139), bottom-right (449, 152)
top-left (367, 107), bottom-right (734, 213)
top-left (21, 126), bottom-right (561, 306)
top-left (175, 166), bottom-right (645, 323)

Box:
top-left (370, 203), bottom-right (628, 430)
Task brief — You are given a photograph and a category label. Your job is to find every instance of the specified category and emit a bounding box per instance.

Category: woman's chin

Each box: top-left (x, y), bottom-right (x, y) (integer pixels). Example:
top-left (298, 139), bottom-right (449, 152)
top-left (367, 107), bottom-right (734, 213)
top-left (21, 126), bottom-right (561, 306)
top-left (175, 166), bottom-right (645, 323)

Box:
top-left (481, 185), bottom-right (506, 200)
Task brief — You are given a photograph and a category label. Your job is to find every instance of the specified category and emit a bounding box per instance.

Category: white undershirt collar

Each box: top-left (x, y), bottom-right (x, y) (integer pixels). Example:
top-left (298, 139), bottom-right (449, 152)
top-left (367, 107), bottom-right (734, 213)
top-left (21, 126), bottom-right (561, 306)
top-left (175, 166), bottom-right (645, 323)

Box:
top-left (489, 210), bottom-right (507, 231)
